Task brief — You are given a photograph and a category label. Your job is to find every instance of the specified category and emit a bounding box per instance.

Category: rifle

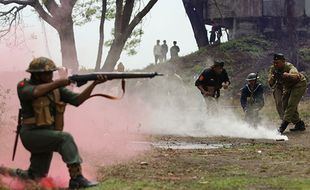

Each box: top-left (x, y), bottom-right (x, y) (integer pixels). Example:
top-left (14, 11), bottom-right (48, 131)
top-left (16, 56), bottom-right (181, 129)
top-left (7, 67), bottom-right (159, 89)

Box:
top-left (69, 72), bottom-right (163, 87)
top-left (273, 70), bottom-right (283, 80)
top-left (12, 109), bottom-right (22, 161)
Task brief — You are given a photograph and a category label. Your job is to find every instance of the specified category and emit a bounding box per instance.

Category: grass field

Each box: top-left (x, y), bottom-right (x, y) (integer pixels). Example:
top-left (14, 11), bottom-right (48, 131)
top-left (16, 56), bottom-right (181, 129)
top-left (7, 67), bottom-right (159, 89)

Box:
top-left (90, 98), bottom-right (310, 190)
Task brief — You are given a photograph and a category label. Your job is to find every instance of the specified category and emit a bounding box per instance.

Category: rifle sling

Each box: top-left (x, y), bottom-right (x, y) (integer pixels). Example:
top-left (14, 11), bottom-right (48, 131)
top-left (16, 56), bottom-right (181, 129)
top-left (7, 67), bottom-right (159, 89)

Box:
top-left (88, 79), bottom-right (125, 100)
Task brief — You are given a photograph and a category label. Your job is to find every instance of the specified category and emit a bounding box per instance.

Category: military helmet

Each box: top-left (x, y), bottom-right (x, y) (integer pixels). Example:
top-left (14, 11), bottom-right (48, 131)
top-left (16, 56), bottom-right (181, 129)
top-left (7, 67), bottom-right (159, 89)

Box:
top-left (246, 73), bottom-right (259, 81)
top-left (26, 57), bottom-right (58, 73)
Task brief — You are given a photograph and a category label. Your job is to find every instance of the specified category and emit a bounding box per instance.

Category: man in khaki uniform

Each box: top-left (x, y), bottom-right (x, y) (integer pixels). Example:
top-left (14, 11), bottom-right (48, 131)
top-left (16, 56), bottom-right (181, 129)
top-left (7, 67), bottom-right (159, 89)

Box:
top-left (268, 53), bottom-right (307, 133)
top-left (16, 57), bottom-right (106, 188)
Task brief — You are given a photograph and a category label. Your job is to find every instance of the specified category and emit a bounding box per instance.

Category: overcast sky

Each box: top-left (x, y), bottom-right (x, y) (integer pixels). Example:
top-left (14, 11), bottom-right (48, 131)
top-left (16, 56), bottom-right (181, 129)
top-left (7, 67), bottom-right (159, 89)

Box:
top-left (0, 1), bottom-right (198, 71)
top-left (75, 0), bottom-right (198, 70)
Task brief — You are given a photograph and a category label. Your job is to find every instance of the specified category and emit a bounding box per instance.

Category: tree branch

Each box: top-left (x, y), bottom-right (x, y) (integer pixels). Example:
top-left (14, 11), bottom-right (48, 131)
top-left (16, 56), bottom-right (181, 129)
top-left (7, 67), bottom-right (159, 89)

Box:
top-left (30, 1), bottom-right (56, 27)
top-left (114, 0), bottom-right (124, 36)
top-left (42, 0), bottom-right (59, 16)
top-left (125, 0), bottom-right (157, 39)
top-left (121, 0), bottom-right (134, 32)
top-left (0, 4), bottom-right (26, 38)
top-left (0, 0), bottom-right (35, 5)
top-left (60, 0), bottom-right (76, 14)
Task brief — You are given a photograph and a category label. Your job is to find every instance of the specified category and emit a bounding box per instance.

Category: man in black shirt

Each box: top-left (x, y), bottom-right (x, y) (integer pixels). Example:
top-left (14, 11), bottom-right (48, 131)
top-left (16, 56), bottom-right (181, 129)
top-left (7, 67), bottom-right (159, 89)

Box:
top-left (195, 61), bottom-right (230, 112)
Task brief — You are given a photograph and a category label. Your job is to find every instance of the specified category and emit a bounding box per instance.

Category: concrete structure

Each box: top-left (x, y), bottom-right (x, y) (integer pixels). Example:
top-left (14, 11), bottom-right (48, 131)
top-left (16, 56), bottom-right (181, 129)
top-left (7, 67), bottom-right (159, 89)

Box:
top-left (202, 0), bottom-right (310, 39)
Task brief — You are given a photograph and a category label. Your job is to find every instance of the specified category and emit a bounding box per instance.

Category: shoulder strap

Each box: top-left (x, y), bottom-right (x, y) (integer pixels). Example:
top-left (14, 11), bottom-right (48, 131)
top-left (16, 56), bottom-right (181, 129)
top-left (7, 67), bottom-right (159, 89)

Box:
top-left (88, 79), bottom-right (126, 100)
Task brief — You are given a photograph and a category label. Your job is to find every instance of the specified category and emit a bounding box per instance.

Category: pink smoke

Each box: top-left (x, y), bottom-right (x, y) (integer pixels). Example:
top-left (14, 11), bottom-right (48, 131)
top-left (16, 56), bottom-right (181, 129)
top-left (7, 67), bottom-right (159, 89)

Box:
top-left (0, 70), bottom-right (150, 189)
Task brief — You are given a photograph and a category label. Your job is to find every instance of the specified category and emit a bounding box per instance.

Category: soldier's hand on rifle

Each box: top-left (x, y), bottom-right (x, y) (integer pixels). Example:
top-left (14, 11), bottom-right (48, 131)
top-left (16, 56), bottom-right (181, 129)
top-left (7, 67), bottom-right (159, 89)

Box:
top-left (54, 78), bottom-right (71, 87)
top-left (58, 67), bottom-right (68, 79)
top-left (222, 82), bottom-right (229, 89)
top-left (282, 72), bottom-right (290, 79)
top-left (93, 74), bottom-right (108, 85)
top-left (202, 90), bottom-right (210, 97)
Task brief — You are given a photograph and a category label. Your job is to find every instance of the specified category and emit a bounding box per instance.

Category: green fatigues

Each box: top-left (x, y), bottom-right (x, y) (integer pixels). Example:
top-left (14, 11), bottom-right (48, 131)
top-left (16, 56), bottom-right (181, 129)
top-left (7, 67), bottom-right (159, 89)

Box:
top-left (273, 83), bottom-right (284, 119)
top-left (17, 79), bottom-right (81, 178)
top-left (268, 62), bottom-right (307, 124)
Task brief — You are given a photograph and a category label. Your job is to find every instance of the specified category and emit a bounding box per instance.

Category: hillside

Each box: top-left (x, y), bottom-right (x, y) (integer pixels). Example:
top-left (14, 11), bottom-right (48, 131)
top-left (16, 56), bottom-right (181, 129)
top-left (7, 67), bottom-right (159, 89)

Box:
top-left (142, 35), bottom-right (310, 96)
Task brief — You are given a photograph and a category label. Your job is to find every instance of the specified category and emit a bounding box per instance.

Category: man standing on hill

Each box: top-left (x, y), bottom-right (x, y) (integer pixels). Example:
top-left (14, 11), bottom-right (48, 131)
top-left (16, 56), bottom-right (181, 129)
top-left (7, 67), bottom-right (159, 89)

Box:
top-left (268, 53), bottom-right (307, 133)
top-left (170, 41), bottom-right (180, 59)
top-left (195, 61), bottom-right (230, 113)
top-left (161, 40), bottom-right (168, 62)
top-left (153, 40), bottom-right (162, 64)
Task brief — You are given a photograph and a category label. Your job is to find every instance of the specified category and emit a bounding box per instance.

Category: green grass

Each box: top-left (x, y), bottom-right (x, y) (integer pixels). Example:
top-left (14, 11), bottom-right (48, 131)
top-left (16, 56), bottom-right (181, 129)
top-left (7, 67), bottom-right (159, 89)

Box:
top-left (87, 176), bottom-right (310, 190)
top-left (203, 176), bottom-right (310, 190)
top-left (219, 36), bottom-right (271, 57)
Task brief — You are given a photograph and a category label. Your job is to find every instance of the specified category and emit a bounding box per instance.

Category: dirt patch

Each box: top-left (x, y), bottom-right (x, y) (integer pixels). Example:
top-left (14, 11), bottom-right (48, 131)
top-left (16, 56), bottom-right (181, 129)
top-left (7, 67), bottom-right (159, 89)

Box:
top-left (99, 129), bottom-right (310, 189)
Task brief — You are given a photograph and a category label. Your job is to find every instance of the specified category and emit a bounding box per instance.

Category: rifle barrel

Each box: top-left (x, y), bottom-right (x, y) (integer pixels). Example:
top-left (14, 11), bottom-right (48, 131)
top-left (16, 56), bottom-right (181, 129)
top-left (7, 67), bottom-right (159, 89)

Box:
top-left (69, 72), bottom-right (163, 87)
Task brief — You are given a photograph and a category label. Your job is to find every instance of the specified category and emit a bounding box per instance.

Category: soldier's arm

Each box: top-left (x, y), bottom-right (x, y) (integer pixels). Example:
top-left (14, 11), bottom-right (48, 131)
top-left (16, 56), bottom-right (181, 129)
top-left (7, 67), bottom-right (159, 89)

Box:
top-left (283, 66), bottom-right (300, 81)
top-left (33, 79), bottom-right (70, 98)
top-left (197, 85), bottom-right (209, 96)
top-left (256, 85), bottom-right (265, 109)
top-left (222, 70), bottom-right (230, 89)
top-left (74, 75), bottom-right (107, 105)
top-left (195, 71), bottom-right (209, 96)
top-left (268, 68), bottom-right (276, 87)
top-left (223, 70), bottom-right (231, 84)
top-left (240, 88), bottom-right (248, 111)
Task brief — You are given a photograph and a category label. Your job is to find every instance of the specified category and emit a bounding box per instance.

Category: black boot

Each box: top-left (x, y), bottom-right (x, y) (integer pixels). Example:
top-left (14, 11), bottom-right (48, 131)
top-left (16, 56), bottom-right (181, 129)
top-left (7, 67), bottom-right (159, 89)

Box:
top-left (69, 175), bottom-right (99, 189)
top-left (68, 163), bottom-right (98, 189)
top-left (278, 121), bottom-right (289, 134)
top-left (290, 120), bottom-right (306, 132)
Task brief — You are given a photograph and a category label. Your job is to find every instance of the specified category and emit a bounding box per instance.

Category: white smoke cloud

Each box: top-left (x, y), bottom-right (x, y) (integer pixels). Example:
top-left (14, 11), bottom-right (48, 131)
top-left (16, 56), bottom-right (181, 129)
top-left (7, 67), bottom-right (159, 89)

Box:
top-left (129, 75), bottom-right (288, 141)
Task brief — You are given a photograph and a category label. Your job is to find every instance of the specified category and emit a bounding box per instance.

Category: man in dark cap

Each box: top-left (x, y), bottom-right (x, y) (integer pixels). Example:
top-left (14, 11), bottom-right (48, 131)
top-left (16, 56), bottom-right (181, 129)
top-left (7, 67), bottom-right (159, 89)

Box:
top-left (268, 53), bottom-right (307, 133)
top-left (195, 61), bottom-right (230, 112)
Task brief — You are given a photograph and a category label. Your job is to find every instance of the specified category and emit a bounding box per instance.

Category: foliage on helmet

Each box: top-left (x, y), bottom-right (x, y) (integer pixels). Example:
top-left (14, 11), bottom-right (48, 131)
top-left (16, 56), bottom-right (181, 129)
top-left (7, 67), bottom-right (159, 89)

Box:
top-left (26, 57), bottom-right (58, 73)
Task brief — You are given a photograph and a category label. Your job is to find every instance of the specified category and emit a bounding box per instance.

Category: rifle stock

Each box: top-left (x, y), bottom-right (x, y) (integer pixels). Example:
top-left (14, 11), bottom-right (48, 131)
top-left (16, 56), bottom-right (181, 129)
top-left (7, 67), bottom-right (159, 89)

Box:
top-left (69, 72), bottom-right (163, 87)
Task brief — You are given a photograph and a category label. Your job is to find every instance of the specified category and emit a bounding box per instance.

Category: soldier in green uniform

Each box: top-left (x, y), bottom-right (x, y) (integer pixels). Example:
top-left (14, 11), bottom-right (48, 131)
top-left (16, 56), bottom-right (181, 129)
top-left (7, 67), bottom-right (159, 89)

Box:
top-left (268, 53), bottom-right (307, 133)
top-left (16, 57), bottom-right (106, 188)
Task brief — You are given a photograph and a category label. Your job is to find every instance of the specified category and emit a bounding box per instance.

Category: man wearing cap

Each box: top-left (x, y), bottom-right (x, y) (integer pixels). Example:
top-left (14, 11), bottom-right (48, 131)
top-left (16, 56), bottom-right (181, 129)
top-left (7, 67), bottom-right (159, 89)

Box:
top-left (15, 57), bottom-right (106, 188)
top-left (268, 53), bottom-right (307, 133)
top-left (195, 61), bottom-right (230, 112)
top-left (240, 73), bottom-right (264, 127)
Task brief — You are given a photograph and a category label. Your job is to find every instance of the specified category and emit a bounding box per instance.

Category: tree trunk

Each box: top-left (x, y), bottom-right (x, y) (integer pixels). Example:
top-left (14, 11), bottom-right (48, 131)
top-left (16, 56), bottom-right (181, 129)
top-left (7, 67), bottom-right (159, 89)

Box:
top-left (95, 0), bottom-right (107, 71)
top-left (182, 0), bottom-right (209, 49)
top-left (285, 0), bottom-right (298, 64)
top-left (101, 0), bottom-right (158, 71)
top-left (57, 19), bottom-right (79, 73)
top-left (102, 38), bottom-right (126, 71)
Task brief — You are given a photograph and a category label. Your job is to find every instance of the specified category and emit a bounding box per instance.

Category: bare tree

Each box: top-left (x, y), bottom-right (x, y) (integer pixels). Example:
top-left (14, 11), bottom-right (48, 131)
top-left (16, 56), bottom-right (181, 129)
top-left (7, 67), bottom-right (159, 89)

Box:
top-left (101, 0), bottom-right (158, 71)
top-left (95, 0), bottom-right (107, 71)
top-left (0, 0), bottom-right (79, 72)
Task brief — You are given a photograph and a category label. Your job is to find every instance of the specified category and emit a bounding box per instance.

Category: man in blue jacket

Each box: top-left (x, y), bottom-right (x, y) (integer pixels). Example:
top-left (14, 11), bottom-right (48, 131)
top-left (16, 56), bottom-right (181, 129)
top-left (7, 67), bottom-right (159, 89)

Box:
top-left (240, 73), bottom-right (264, 127)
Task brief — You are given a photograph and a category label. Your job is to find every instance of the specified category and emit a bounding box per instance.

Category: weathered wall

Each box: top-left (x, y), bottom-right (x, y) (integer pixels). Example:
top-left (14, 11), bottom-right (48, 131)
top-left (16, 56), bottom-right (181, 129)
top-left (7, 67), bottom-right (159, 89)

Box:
top-left (306, 0), bottom-right (310, 16)
top-left (207, 0), bottom-right (262, 19)
top-left (206, 0), bottom-right (307, 19)
top-left (262, 0), bottom-right (284, 16)
top-left (293, 0), bottom-right (305, 17)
